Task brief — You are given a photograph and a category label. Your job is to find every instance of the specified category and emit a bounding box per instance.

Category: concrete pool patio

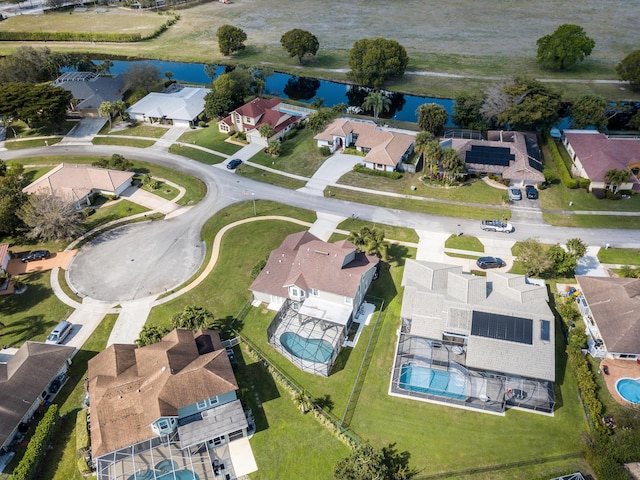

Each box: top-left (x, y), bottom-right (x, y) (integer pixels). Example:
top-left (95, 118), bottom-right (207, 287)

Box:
top-left (599, 358), bottom-right (640, 406)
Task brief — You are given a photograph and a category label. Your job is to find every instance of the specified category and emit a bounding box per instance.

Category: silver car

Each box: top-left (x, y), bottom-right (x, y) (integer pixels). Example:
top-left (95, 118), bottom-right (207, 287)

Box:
top-left (509, 188), bottom-right (522, 201)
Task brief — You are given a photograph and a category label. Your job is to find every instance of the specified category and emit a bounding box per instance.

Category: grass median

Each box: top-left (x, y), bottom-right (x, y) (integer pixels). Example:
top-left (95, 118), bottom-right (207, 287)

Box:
top-left (235, 164), bottom-right (307, 190)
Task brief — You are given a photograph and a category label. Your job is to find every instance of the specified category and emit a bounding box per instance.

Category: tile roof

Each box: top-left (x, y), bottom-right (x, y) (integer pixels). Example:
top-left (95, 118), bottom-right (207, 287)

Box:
top-left (22, 163), bottom-right (134, 203)
top-left (576, 276), bottom-right (640, 354)
top-left (127, 87), bottom-right (208, 122)
top-left (88, 329), bottom-right (238, 458)
top-left (314, 118), bottom-right (415, 167)
top-left (401, 260), bottom-right (555, 381)
top-left (563, 132), bottom-right (640, 183)
top-left (234, 97), bottom-right (281, 118)
top-left (250, 231), bottom-right (378, 299)
top-left (0, 342), bottom-right (75, 449)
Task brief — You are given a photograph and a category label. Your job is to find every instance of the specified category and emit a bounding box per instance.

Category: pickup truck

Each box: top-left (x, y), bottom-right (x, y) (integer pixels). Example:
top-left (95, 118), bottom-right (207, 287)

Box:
top-left (481, 219), bottom-right (514, 233)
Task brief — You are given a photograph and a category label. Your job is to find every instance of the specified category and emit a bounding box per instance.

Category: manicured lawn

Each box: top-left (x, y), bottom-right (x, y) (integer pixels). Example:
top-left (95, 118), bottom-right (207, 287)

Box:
top-left (92, 137), bottom-right (156, 148)
top-left (597, 247), bottom-right (640, 265)
top-left (57, 269), bottom-right (82, 304)
top-left (338, 173), bottom-right (508, 206)
top-left (235, 164), bottom-right (307, 190)
top-left (3, 137), bottom-right (63, 149)
top-left (0, 271), bottom-right (73, 347)
top-left (327, 186), bottom-right (511, 220)
top-left (3, 120), bottom-right (75, 138)
top-left (140, 181), bottom-right (179, 201)
top-left (445, 234), bottom-right (484, 252)
top-left (540, 183), bottom-right (640, 213)
top-left (177, 127), bottom-right (243, 155)
top-left (146, 201), bottom-right (317, 326)
top-left (22, 166), bottom-right (56, 184)
top-left (336, 218), bottom-right (419, 244)
top-left (249, 128), bottom-right (328, 178)
top-left (107, 125), bottom-right (168, 138)
top-left (168, 144), bottom-right (226, 165)
top-left (82, 199), bottom-right (149, 231)
top-left (542, 213), bottom-right (640, 229)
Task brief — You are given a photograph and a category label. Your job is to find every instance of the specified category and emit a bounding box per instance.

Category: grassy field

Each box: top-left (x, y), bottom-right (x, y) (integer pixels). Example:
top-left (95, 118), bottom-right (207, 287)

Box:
top-left (597, 247), bottom-right (640, 265)
top-left (1, 1), bottom-right (638, 101)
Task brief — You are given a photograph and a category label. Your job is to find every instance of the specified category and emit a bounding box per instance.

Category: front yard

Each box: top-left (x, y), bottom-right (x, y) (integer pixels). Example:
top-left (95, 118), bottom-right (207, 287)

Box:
top-left (177, 126), bottom-right (243, 156)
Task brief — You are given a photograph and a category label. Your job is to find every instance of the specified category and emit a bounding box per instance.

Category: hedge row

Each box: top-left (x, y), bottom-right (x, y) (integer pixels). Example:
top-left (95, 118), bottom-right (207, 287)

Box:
top-left (353, 164), bottom-right (402, 179)
top-left (12, 405), bottom-right (59, 480)
top-left (566, 343), bottom-right (607, 434)
top-left (75, 409), bottom-right (90, 454)
top-left (545, 134), bottom-right (578, 189)
top-left (0, 13), bottom-right (178, 43)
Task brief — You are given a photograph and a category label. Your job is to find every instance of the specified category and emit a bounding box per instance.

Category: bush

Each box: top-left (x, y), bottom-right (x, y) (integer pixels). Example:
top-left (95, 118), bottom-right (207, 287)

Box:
top-left (318, 146), bottom-right (331, 156)
top-left (592, 188), bottom-right (606, 199)
top-left (77, 457), bottom-right (91, 475)
top-left (605, 189), bottom-right (622, 200)
top-left (578, 177), bottom-right (591, 190)
top-left (353, 164), bottom-right (402, 179)
top-left (250, 256), bottom-right (268, 279)
top-left (13, 405), bottom-right (59, 480)
top-left (82, 207), bottom-right (95, 218)
top-left (198, 121), bottom-right (207, 128)
top-left (543, 168), bottom-right (557, 184)
top-left (75, 409), bottom-right (90, 454)
top-left (545, 134), bottom-right (577, 188)
top-left (284, 129), bottom-right (297, 140)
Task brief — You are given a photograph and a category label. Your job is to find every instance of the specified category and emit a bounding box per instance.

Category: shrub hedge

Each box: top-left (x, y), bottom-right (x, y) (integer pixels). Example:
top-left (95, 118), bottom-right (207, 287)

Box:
top-left (545, 134), bottom-right (577, 188)
top-left (75, 409), bottom-right (90, 454)
top-left (12, 405), bottom-right (59, 480)
top-left (353, 164), bottom-right (402, 179)
top-left (0, 13), bottom-right (179, 42)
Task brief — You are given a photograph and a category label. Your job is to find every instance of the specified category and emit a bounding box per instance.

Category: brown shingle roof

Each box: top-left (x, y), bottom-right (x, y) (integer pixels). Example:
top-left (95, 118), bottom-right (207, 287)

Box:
top-left (88, 329), bottom-right (237, 458)
top-left (250, 232), bottom-right (378, 299)
top-left (22, 163), bottom-right (134, 203)
top-left (564, 132), bottom-right (640, 183)
top-left (576, 276), bottom-right (640, 354)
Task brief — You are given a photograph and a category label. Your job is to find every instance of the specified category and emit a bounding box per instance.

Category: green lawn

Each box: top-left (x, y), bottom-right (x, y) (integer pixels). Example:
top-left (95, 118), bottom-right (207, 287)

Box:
top-left (177, 126), bottom-right (243, 155)
top-left (107, 125), bottom-right (168, 138)
top-left (249, 128), bottom-right (328, 178)
top-left (597, 247), bottom-right (640, 265)
top-left (92, 137), bottom-right (156, 148)
top-left (82, 199), bottom-right (150, 231)
top-left (543, 213), bottom-right (640, 229)
top-left (540, 183), bottom-right (640, 213)
top-left (168, 144), bottom-right (227, 165)
top-left (327, 186), bottom-right (511, 220)
top-left (0, 271), bottom-right (73, 347)
top-left (445, 234), bottom-right (485, 252)
top-left (338, 173), bottom-right (508, 206)
top-left (336, 218), bottom-right (419, 244)
top-left (140, 181), bottom-right (179, 201)
top-left (235, 164), bottom-right (308, 190)
top-left (3, 137), bottom-right (63, 149)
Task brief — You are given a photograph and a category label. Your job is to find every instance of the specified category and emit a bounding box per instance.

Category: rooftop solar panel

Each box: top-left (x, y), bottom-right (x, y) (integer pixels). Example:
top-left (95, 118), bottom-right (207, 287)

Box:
top-left (465, 145), bottom-right (514, 166)
top-left (541, 320), bottom-right (551, 341)
top-left (471, 311), bottom-right (533, 344)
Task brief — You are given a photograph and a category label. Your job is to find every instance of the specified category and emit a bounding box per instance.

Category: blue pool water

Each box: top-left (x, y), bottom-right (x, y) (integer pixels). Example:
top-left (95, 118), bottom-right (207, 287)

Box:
top-left (280, 332), bottom-right (334, 363)
top-left (616, 378), bottom-right (640, 405)
top-left (399, 363), bottom-right (466, 400)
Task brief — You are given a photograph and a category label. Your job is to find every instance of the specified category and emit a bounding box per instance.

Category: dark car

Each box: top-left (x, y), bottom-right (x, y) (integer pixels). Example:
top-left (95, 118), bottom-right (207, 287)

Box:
top-left (476, 256), bottom-right (505, 269)
top-left (21, 250), bottom-right (50, 263)
top-left (226, 159), bottom-right (243, 170)
top-left (525, 185), bottom-right (538, 200)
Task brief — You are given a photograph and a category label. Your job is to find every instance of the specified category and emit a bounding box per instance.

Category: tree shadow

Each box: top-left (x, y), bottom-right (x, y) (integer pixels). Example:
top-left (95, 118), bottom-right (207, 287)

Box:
top-left (0, 282), bottom-right (50, 317)
top-left (388, 244), bottom-right (409, 266)
top-left (2, 314), bottom-right (56, 346)
top-left (313, 394), bottom-right (334, 413)
top-left (382, 443), bottom-right (420, 478)
top-left (368, 263), bottom-right (397, 308)
top-left (330, 346), bottom-right (352, 375)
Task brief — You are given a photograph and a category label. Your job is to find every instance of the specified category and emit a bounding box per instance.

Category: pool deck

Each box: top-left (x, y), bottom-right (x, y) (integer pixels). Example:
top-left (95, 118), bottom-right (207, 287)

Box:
top-left (600, 358), bottom-right (640, 406)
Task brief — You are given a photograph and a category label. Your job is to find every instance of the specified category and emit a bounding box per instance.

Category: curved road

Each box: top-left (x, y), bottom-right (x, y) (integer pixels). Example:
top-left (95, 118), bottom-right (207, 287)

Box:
top-left (4, 144), bottom-right (640, 302)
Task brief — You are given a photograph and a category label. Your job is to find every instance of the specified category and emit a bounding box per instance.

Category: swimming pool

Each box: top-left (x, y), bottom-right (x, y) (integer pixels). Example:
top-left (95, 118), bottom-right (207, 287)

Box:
top-left (280, 332), bottom-right (334, 363)
top-left (399, 363), bottom-right (466, 400)
top-left (616, 378), bottom-right (640, 405)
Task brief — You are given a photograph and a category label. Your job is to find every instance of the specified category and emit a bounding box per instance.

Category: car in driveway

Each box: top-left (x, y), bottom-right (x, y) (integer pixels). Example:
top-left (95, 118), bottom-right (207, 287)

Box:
top-left (509, 187), bottom-right (522, 201)
top-left (525, 185), bottom-right (538, 199)
top-left (476, 256), bottom-right (505, 269)
top-left (226, 159), bottom-right (242, 170)
top-left (21, 250), bottom-right (50, 263)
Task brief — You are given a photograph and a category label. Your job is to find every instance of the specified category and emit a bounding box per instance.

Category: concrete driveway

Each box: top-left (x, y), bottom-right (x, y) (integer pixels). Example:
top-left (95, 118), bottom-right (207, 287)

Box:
top-left (297, 152), bottom-right (362, 196)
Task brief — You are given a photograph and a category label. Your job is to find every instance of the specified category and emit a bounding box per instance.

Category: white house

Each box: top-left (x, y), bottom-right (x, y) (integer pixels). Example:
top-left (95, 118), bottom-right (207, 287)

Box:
top-left (127, 87), bottom-right (208, 127)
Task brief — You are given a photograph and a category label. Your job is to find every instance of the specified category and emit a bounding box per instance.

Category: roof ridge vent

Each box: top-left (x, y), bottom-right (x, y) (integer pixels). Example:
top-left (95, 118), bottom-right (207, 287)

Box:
top-left (314, 250), bottom-right (330, 255)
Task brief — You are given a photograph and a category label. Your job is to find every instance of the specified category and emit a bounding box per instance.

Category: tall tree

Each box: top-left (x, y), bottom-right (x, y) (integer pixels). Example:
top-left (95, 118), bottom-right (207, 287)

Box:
top-left (536, 24), bottom-right (595, 71)
top-left (513, 238), bottom-right (555, 277)
top-left (258, 123), bottom-right (275, 139)
top-left (347, 38), bottom-right (409, 88)
top-left (440, 147), bottom-right (464, 184)
top-left (0, 46), bottom-right (57, 84)
top-left (548, 244), bottom-right (577, 277)
top-left (334, 443), bottom-right (416, 480)
top-left (136, 325), bottom-right (170, 347)
top-left (204, 68), bottom-right (252, 118)
top-left (570, 95), bottom-right (608, 130)
top-left (0, 83), bottom-right (72, 128)
top-left (617, 49), bottom-right (640, 91)
top-left (124, 63), bottom-right (161, 94)
top-left (99, 101), bottom-right (114, 130)
top-left (306, 108), bottom-right (334, 134)
top-left (280, 29), bottom-right (319, 64)
top-left (453, 91), bottom-right (488, 130)
top-left (0, 163), bottom-right (27, 236)
top-left (18, 194), bottom-right (84, 242)
top-left (416, 103), bottom-right (448, 135)
top-left (348, 226), bottom-right (390, 262)
top-left (361, 91), bottom-right (391, 124)
top-left (216, 25), bottom-right (247, 56)
top-left (171, 305), bottom-right (213, 330)
top-left (566, 238), bottom-right (587, 260)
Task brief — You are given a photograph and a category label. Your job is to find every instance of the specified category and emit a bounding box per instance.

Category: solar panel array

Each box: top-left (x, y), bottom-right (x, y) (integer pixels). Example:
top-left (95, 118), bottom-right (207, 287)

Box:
top-left (465, 145), bottom-right (514, 166)
top-left (471, 311), bottom-right (533, 344)
top-left (525, 136), bottom-right (543, 172)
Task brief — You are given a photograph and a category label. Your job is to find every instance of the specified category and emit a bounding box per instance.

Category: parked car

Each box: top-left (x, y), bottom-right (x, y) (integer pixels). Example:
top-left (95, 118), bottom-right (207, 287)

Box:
top-left (509, 187), bottom-right (522, 201)
top-left (226, 159), bottom-right (243, 170)
top-left (525, 185), bottom-right (538, 199)
top-left (46, 320), bottom-right (73, 345)
top-left (481, 219), bottom-right (514, 233)
top-left (476, 256), bottom-right (505, 269)
top-left (21, 250), bottom-right (50, 263)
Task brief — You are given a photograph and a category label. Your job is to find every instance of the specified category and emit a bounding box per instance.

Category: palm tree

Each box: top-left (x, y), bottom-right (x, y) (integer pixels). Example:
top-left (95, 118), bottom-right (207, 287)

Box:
top-left (604, 168), bottom-right (631, 192)
top-left (99, 101), bottom-right (113, 130)
top-left (348, 226), bottom-right (390, 261)
top-left (361, 91), bottom-right (391, 124)
top-left (440, 147), bottom-right (464, 184)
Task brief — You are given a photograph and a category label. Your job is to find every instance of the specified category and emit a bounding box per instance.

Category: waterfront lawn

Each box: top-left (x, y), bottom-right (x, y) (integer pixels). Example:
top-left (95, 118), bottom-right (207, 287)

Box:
top-left (168, 144), bottom-right (226, 165)
top-left (0, 271), bottom-right (73, 347)
top-left (338, 173), bottom-right (507, 206)
top-left (597, 247), bottom-right (640, 266)
top-left (336, 218), bottom-right (419, 244)
top-left (445, 234), bottom-right (484, 252)
top-left (177, 127), bottom-right (242, 156)
top-left (235, 164), bottom-right (307, 190)
top-left (249, 128), bottom-right (328, 178)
